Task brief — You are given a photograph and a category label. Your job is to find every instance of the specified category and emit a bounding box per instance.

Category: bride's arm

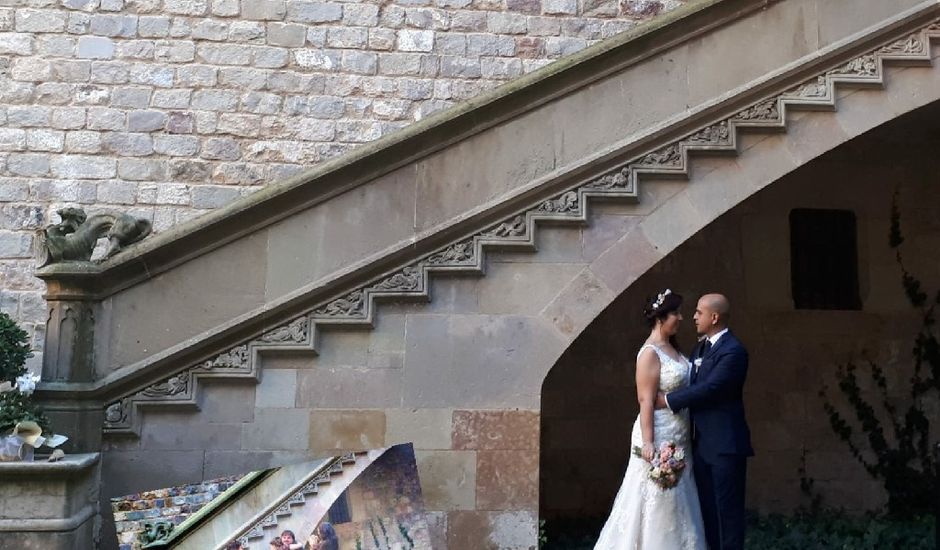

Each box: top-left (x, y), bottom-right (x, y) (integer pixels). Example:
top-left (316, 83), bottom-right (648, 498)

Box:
top-left (636, 348), bottom-right (660, 461)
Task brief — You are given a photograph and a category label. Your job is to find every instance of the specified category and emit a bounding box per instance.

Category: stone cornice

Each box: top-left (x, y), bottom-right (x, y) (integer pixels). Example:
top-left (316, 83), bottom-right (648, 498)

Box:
top-left (0, 452), bottom-right (99, 476)
top-left (33, 0), bottom-right (772, 300)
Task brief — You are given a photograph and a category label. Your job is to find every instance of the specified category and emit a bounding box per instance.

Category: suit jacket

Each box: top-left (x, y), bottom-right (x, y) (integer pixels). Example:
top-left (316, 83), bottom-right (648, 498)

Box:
top-left (666, 330), bottom-right (754, 463)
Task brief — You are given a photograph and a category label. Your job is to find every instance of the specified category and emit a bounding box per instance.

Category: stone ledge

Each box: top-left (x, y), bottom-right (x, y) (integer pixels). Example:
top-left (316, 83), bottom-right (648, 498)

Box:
top-left (0, 452), bottom-right (99, 476)
top-left (0, 505), bottom-right (96, 533)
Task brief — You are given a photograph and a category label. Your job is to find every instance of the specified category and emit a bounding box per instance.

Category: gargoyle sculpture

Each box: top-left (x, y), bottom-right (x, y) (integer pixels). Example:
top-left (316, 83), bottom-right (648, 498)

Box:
top-left (34, 207), bottom-right (152, 267)
top-left (139, 519), bottom-right (175, 546)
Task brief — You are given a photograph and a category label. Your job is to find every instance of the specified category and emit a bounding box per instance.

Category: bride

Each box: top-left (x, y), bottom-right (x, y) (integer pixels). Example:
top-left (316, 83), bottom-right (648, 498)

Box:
top-left (594, 289), bottom-right (706, 549)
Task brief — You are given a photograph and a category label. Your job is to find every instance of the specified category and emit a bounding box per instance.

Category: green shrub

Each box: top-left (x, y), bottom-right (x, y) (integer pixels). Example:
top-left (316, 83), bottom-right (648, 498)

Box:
top-left (540, 511), bottom-right (936, 549)
top-left (745, 510), bottom-right (935, 550)
top-left (0, 312), bottom-right (51, 435)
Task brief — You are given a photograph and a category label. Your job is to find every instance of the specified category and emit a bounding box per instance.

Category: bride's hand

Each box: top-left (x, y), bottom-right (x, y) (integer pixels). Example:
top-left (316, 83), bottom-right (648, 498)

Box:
top-left (642, 442), bottom-right (655, 462)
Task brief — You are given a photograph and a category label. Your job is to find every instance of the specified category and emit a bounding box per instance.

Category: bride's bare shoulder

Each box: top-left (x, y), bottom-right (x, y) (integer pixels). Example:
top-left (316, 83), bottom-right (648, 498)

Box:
top-left (636, 345), bottom-right (661, 366)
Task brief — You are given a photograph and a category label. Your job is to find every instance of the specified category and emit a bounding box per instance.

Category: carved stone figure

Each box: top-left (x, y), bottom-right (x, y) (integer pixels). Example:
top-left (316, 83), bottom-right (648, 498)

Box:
top-left (139, 520), bottom-right (175, 545)
top-left (34, 207), bottom-right (152, 267)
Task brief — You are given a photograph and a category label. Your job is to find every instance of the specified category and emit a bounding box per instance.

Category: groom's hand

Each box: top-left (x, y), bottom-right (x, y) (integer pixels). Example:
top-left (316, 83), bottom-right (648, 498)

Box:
top-left (654, 392), bottom-right (668, 410)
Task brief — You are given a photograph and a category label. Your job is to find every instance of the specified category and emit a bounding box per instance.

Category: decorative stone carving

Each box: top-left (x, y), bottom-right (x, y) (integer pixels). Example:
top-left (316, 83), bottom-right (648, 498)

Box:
top-left (731, 99), bottom-right (781, 123)
top-left (832, 54), bottom-right (878, 77)
top-left (140, 375), bottom-right (188, 398)
top-left (483, 215), bottom-right (528, 239)
top-left (34, 207), bottom-right (152, 267)
top-left (584, 167), bottom-right (632, 191)
top-left (371, 266), bottom-right (422, 294)
top-left (139, 520), bottom-right (174, 546)
top-left (784, 75), bottom-right (829, 99)
top-left (105, 401), bottom-right (128, 425)
top-left (879, 34), bottom-right (925, 56)
top-left (636, 144), bottom-right (683, 168)
top-left (312, 268), bottom-right (423, 321)
top-left (199, 344), bottom-right (250, 371)
top-left (104, 316), bottom-right (313, 434)
top-left (425, 239), bottom-right (476, 266)
top-left (313, 290), bottom-right (365, 318)
top-left (42, 301), bottom-right (95, 383)
top-left (537, 191), bottom-right (580, 214)
top-left (260, 316), bottom-right (309, 344)
top-left (684, 121), bottom-right (731, 146)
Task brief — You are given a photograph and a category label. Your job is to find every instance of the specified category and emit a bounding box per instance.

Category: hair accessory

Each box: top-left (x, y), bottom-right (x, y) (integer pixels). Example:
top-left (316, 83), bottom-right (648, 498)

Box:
top-left (652, 289), bottom-right (672, 311)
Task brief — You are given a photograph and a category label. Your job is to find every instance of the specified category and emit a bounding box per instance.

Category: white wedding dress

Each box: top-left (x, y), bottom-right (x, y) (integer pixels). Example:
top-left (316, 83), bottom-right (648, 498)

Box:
top-left (594, 344), bottom-right (707, 549)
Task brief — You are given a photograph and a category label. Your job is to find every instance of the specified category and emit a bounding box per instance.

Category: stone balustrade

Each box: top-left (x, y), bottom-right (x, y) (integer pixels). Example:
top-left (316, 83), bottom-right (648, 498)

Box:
top-left (0, 452), bottom-right (101, 550)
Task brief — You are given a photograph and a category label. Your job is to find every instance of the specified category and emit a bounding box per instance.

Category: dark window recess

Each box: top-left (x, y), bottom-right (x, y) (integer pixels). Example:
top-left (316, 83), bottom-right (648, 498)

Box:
top-left (789, 208), bottom-right (861, 310)
top-left (326, 489), bottom-right (351, 524)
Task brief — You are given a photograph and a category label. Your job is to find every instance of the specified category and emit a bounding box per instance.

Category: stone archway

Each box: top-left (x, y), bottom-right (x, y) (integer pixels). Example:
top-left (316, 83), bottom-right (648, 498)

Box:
top-left (538, 97), bottom-right (940, 542)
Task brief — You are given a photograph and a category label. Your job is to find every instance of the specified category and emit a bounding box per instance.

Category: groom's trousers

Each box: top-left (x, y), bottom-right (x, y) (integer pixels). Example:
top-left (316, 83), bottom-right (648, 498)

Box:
top-left (694, 452), bottom-right (747, 550)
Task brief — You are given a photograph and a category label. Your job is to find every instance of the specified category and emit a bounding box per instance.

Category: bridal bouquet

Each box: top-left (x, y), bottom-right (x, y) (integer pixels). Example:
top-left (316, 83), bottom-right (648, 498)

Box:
top-left (632, 441), bottom-right (687, 490)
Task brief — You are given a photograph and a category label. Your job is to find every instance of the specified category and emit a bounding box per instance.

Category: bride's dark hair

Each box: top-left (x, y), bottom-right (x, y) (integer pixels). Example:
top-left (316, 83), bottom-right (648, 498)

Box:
top-left (643, 290), bottom-right (683, 351)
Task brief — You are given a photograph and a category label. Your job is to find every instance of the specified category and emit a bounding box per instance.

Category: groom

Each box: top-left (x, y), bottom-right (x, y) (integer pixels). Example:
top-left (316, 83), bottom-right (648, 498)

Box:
top-left (656, 293), bottom-right (753, 550)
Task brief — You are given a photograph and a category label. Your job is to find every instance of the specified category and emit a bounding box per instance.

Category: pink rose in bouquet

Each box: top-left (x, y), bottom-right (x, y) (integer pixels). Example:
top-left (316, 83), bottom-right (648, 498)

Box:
top-left (632, 440), bottom-right (687, 490)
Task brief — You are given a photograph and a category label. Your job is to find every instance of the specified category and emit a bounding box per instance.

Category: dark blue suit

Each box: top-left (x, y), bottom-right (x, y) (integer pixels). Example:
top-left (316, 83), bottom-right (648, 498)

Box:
top-left (666, 331), bottom-right (753, 550)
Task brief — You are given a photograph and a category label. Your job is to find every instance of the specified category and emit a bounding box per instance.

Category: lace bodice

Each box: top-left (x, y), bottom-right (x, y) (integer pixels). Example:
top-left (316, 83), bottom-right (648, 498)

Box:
top-left (631, 344), bottom-right (692, 449)
top-left (637, 343), bottom-right (690, 393)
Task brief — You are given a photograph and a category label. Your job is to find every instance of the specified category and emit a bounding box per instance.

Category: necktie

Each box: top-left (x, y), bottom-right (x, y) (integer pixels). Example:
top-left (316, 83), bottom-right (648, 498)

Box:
top-left (702, 339), bottom-right (713, 356)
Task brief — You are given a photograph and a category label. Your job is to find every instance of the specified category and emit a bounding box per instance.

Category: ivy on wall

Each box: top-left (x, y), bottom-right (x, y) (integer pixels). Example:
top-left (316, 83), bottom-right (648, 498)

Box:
top-left (819, 190), bottom-right (938, 516)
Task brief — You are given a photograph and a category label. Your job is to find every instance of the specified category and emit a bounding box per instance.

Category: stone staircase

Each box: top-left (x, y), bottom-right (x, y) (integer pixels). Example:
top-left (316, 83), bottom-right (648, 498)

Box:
top-left (99, 14), bottom-right (940, 437)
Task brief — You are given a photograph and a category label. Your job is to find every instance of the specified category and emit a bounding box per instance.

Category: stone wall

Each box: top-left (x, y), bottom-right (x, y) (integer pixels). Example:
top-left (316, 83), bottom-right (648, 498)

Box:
top-left (110, 473), bottom-right (243, 549)
top-left (540, 107), bottom-right (940, 526)
top-left (0, 0), bottom-right (685, 360)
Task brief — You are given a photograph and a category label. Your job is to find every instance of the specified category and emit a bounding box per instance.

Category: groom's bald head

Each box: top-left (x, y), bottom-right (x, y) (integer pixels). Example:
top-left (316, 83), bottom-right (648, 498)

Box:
top-left (694, 293), bottom-right (731, 336)
top-left (702, 294), bottom-right (730, 320)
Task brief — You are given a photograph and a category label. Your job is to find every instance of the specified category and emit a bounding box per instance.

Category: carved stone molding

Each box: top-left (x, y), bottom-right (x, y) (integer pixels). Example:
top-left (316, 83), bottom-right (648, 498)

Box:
top-left (104, 315), bottom-right (313, 435)
top-left (43, 301), bottom-right (95, 383)
top-left (138, 520), bottom-right (174, 547)
top-left (102, 20), bottom-right (940, 436)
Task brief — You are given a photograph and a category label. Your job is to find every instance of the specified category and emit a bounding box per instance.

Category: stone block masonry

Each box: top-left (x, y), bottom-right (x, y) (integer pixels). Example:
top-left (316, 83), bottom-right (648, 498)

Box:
top-left (0, 0), bottom-right (686, 359)
top-left (110, 474), bottom-right (244, 550)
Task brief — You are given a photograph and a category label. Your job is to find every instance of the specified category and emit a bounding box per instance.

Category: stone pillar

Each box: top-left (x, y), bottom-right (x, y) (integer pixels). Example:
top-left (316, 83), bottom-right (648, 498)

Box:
top-left (43, 299), bottom-right (97, 383)
top-left (32, 269), bottom-right (106, 451)
top-left (31, 268), bottom-right (107, 547)
top-left (36, 273), bottom-right (100, 384)
top-left (0, 453), bottom-right (101, 550)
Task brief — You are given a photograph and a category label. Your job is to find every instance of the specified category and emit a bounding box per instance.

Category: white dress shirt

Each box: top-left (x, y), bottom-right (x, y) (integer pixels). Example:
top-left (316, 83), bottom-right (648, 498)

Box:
top-left (707, 327), bottom-right (729, 348)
